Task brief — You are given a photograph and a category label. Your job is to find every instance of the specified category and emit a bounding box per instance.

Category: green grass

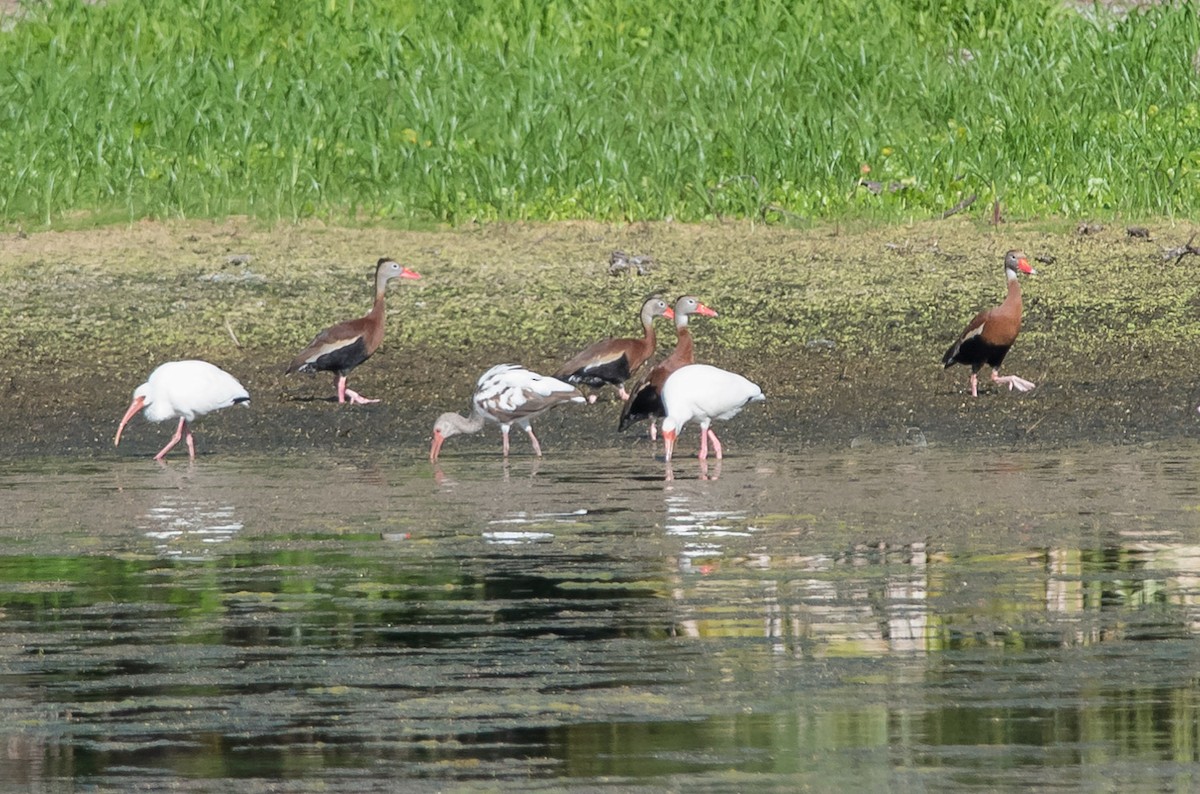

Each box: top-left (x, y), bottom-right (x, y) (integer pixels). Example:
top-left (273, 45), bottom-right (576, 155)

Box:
top-left (0, 0), bottom-right (1198, 227)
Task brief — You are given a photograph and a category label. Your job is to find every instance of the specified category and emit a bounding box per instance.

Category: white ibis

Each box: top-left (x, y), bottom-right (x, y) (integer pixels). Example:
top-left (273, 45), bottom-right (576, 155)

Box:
top-left (618, 296), bottom-right (718, 438)
top-left (943, 249), bottom-right (1037, 397)
top-left (660, 364), bottom-right (764, 462)
top-left (430, 364), bottom-right (585, 461)
top-left (287, 257), bottom-right (421, 404)
top-left (554, 296), bottom-right (674, 401)
top-left (115, 360), bottom-right (250, 461)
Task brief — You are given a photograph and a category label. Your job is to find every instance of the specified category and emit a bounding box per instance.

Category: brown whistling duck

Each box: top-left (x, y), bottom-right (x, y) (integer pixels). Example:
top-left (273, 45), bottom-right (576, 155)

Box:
top-left (943, 249), bottom-right (1037, 397)
top-left (618, 295), bottom-right (718, 438)
top-left (287, 257), bottom-right (421, 404)
top-left (554, 296), bottom-right (674, 402)
top-left (429, 364), bottom-right (586, 461)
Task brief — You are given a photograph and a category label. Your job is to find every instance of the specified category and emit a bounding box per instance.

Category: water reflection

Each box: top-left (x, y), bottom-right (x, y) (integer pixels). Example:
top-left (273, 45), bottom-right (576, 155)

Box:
top-left (2, 445), bottom-right (1200, 788)
top-left (140, 497), bottom-right (242, 557)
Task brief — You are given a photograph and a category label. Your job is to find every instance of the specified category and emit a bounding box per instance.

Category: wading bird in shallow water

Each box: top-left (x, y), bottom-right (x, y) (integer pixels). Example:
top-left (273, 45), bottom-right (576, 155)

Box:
top-left (942, 249), bottom-right (1037, 397)
top-left (618, 296), bottom-right (718, 439)
top-left (429, 364), bottom-right (585, 461)
top-left (115, 360), bottom-right (249, 461)
top-left (660, 363), bottom-right (764, 462)
top-left (287, 257), bottom-right (421, 404)
top-left (554, 296), bottom-right (674, 402)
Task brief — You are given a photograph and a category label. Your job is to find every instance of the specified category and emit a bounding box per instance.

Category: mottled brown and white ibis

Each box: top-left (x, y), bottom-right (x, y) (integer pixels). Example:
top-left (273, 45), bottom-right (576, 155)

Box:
top-left (943, 249), bottom-right (1036, 397)
top-left (554, 296), bottom-right (674, 401)
top-left (115, 360), bottom-right (250, 461)
top-left (618, 295), bottom-right (718, 438)
top-left (660, 364), bottom-right (764, 462)
top-left (430, 364), bottom-right (586, 461)
top-left (287, 257), bottom-right (421, 404)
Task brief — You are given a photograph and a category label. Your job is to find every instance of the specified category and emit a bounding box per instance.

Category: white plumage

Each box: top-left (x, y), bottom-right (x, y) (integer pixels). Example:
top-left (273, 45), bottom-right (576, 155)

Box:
top-left (430, 364), bottom-right (585, 461)
top-left (660, 364), bottom-right (764, 462)
top-left (115, 360), bottom-right (250, 460)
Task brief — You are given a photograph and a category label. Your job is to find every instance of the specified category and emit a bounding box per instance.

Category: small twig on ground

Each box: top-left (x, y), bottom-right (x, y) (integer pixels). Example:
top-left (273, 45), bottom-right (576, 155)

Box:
top-left (939, 194), bottom-right (977, 219)
top-left (1162, 233), bottom-right (1200, 266)
top-left (225, 318), bottom-right (242, 348)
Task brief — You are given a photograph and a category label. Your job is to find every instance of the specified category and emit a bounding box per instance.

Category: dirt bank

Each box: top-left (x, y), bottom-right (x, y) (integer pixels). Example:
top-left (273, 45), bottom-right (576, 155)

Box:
top-left (2, 218), bottom-right (1198, 460)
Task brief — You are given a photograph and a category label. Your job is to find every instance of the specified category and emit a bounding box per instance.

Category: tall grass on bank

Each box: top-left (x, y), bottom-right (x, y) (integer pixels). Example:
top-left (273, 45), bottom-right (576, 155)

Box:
top-left (0, 0), bottom-right (1197, 226)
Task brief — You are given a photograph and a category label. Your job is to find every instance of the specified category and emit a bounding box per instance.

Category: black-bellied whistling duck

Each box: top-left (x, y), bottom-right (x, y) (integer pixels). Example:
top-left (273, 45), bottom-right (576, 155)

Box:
top-left (115, 360), bottom-right (250, 461)
top-left (429, 364), bottom-right (585, 461)
top-left (660, 364), bottom-right (765, 462)
top-left (554, 296), bottom-right (675, 401)
top-left (618, 295), bottom-right (718, 438)
top-left (287, 257), bottom-right (421, 404)
top-left (943, 249), bottom-right (1037, 397)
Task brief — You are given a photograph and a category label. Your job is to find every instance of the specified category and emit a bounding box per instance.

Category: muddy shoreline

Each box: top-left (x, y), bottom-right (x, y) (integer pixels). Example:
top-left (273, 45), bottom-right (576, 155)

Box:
top-left (2, 218), bottom-right (1198, 461)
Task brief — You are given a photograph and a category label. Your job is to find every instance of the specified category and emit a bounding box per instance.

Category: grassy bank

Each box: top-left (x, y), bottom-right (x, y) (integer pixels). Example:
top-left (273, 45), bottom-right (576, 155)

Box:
top-left (1, 1), bottom-right (1198, 226)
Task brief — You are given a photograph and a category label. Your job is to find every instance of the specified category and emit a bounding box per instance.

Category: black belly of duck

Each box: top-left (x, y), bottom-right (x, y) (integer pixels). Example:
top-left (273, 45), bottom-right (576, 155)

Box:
top-left (303, 337), bottom-right (371, 376)
top-left (944, 336), bottom-right (1011, 372)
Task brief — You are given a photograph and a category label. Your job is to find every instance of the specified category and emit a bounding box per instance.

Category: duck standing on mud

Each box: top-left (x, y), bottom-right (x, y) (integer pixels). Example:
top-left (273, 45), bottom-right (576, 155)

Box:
top-left (554, 296), bottom-right (674, 402)
top-left (619, 296), bottom-right (719, 439)
top-left (287, 257), bottom-right (421, 404)
top-left (115, 360), bottom-right (250, 461)
top-left (429, 364), bottom-right (586, 461)
top-left (943, 249), bottom-right (1037, 397)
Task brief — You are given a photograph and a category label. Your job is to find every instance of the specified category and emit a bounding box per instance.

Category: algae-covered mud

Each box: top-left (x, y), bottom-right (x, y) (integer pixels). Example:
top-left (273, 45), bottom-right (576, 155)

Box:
top-left (1, 218), bottom-right (1197, 459)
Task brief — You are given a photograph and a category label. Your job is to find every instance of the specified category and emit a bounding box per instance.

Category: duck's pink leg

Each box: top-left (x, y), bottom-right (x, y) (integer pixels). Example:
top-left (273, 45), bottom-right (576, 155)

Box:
top-left (154, 418), bottom-right (187, 461)
top-left (649, 420), bottom-right (658, 441)
top-left (970, 372), bottom-right (979, 398)
top-left (991, 371), bottom-right (1036, 392)
top-left (343, 388), bottom-right (380, 405)
top-left (338, 375), bottom-right (379, 404)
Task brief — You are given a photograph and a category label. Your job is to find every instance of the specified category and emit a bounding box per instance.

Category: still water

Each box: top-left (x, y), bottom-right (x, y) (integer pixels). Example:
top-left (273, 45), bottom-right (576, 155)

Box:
top-left (2, 443), bottom-right (1199, 791)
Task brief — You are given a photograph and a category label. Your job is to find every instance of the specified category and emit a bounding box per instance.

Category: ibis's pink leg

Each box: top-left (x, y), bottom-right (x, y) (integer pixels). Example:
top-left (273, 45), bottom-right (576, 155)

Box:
top-left (154, 418), bottom-right (187, 461)
top-left (991, 370), bottom-right (1036, 392)
top-left (969, 372), bottom-right (979, 398)
top-left (708, 428), bottom-right (723, 460)
top-left (526, 427), bottom-right (543, 457)
top-left (698, 427), bottom-right (709, 461)
top-left (501, 426), bottom-right (511, 457)
top-left (663, 429), bottom-right (677, 462)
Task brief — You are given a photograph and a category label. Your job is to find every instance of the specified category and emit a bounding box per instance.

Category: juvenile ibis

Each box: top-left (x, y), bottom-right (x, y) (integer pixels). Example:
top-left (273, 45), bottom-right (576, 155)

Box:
top-left (114, 360), bottom-right (250, 460)
top-left (554, 296), bottom-right (674, 401)
top-left (618, 295), bottom-right (718, 438)
top-left (430, 364), bottom-right (585, 461)
top-left (660, 364), bottom-right (764, 462)
top-left (943, 249), bottom-right (1037, 397)
top-left (287, 257), bottom-right (421, 404)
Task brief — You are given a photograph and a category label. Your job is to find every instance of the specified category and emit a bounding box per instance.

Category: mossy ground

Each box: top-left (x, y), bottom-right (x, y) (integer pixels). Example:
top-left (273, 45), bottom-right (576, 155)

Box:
top-left (2, 217), bottom-right (1197, 461)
